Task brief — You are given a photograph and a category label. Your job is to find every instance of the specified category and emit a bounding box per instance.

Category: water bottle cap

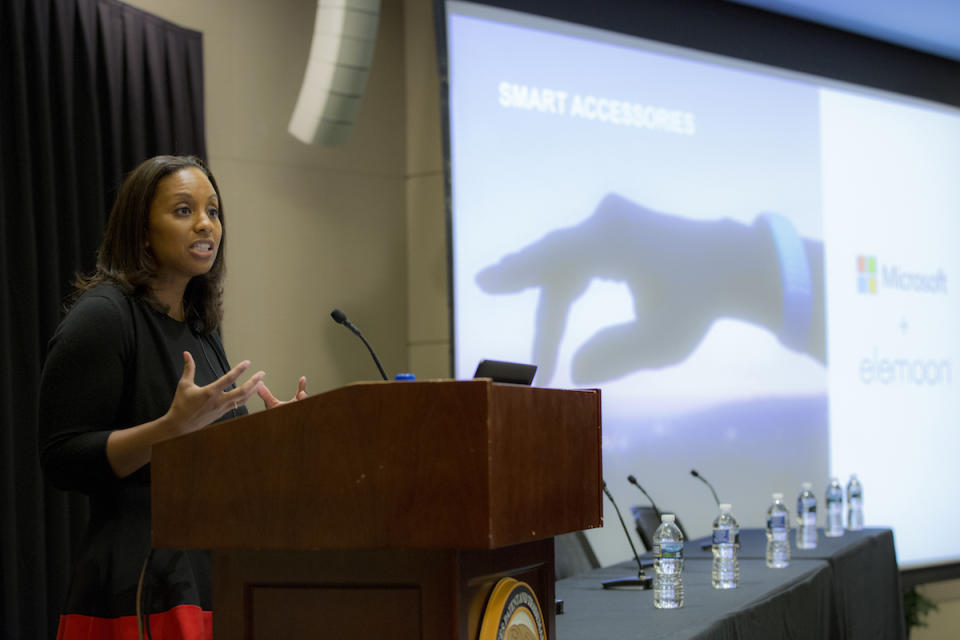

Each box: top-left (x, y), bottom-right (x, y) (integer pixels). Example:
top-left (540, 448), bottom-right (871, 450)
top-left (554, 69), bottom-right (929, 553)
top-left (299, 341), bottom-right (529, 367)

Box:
top-left (662, 514), bottom-right (676, 522)
top-left (801, 481), bottom-right (813, 489)
top-left (772, 492), bottom-right (784, 500)
top-left (719, 503), bottom-right (732, 511)
top-left (394, 373), bottom-right (416, 381)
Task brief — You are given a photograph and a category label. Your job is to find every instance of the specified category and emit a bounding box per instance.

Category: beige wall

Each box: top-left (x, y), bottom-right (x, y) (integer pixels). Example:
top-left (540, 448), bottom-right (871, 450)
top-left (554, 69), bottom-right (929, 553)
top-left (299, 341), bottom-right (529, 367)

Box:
top-left (404, 0), bottom-right (451, 380)
top-left (912, 579), bottom-right (960, 640)
top-left (123, 0), bottom-right (450, 399)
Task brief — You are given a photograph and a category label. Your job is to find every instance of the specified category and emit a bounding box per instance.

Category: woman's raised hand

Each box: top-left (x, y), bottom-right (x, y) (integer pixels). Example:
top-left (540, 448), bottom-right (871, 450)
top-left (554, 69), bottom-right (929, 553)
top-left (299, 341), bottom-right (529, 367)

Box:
top-left (164, 352), bottom-right (264, 437)
top-left (257, 376), bottom-right (308, 410)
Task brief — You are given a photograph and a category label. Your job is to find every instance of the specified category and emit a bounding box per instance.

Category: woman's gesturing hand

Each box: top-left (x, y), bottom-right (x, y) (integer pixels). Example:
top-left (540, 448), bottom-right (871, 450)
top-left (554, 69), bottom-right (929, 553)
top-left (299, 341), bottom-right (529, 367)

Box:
top-left (105, 352), bottom-right (264, 478)
top-left (257, 376), bottom-right (308, 410)
top-left (164, 352), bottom-right (265, 437)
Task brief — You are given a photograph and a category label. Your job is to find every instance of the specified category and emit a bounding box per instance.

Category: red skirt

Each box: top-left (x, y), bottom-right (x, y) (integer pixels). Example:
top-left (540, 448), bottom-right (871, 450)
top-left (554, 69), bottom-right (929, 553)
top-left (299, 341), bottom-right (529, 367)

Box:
top-left (57, 605), bottom-right (212, 640)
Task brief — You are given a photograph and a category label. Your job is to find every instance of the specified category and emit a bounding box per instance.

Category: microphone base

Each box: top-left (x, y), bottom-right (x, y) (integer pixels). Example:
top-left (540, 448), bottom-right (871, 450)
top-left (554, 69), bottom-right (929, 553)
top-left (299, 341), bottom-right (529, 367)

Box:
top-left (601, 575), bottom-right (653, 590)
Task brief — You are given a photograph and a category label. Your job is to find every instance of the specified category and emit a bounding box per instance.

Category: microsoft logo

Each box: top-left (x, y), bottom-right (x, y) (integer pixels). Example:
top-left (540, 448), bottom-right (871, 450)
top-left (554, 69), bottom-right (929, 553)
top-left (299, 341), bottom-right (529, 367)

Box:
top-left (856, 256), bottom-right (948, 294)
top-left (858, 256), bottom-right (877, 294)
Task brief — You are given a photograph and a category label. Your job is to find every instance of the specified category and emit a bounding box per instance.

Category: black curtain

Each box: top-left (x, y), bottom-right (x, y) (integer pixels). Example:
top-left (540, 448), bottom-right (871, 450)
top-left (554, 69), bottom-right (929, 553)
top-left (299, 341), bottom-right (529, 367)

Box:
top-left (0, 0), bottom-right (206, 637)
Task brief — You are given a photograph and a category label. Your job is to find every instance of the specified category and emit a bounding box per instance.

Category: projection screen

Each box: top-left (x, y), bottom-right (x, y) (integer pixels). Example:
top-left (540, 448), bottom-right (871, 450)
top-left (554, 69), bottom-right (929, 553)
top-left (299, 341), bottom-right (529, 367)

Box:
top-left (443, 0), bottom-right (960, 568)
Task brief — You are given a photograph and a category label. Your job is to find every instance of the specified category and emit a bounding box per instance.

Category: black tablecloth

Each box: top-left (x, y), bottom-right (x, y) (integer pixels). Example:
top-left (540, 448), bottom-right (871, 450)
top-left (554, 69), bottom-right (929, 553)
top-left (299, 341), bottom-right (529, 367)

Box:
top-left (556, 528), bottom-right (904, 639)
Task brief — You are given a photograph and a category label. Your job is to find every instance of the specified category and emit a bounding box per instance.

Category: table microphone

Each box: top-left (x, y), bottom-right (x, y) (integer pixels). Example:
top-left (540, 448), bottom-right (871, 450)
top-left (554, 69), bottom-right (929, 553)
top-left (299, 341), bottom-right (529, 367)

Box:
top-left (601, 481), bottom-right (653, 590)
top-left (627, 474), bottom-right (663, 521)
top-left (691, 469), bottom-right (721, 550)
top-left (690, 469), bottom-right (721, 507)
top-left (330, 308), bottom-right (389, 380)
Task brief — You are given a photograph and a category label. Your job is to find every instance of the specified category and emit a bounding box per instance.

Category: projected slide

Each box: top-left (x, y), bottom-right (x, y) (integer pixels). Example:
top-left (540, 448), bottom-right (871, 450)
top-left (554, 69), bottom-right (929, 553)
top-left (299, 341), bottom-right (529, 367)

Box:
top-left (446, 2), bottom-right (960, 567)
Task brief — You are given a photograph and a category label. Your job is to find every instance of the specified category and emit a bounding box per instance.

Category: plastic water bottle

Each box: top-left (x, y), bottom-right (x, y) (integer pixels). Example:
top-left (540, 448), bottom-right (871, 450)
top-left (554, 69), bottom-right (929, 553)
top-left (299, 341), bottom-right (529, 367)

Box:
top-left (796, 482), bottom-right (818, 549)
top-left (712, 503), bottom-right (739, 589)
top-left (653, 514), bottom-right (684, 609)
top-left (847, 474), bottom-right (864, 530)
top-left (765, 493), bottom-right (790, 568)
top-left (825, 478), bottom-right (844, 537)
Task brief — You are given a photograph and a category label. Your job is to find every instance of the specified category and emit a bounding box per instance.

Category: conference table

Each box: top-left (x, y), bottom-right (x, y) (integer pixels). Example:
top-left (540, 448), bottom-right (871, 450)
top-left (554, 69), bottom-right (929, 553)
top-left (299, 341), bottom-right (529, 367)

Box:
top-left (556, 528), bottom-right (904, 639)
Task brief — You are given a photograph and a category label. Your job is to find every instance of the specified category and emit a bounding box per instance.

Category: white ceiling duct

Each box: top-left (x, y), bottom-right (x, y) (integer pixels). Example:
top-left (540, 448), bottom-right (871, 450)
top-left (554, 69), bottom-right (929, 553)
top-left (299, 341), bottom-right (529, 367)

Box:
top-left (288, 0), bottom-right (381, 146)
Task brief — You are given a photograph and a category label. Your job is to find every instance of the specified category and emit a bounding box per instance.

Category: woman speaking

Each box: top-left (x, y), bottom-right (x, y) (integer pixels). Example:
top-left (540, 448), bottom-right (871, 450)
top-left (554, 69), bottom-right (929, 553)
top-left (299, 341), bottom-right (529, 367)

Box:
top-left (39, 155), bottom-right (306, 640)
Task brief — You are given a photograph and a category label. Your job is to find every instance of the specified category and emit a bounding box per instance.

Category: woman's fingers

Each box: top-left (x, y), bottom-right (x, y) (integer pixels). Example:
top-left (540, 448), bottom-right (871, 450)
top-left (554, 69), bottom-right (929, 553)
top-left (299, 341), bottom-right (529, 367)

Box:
top-left (195, 361), bottom-right (261, 416)
top-left (234, 370), bottom-right (265, 400)
top-left (198, 364), bottom-right (308, 415)
top-left (256, 376), bottom-right (308, 410)
top-left (213, 359), bottom-right (252, 392)
top-left (180, 351), bottom-right (197, 385)
top-left (224, 370), bottom-right (265, 408)
top-left (256, 381), bottom-right (281, 408)
top-left (166, 357), bottom-right (268, 435)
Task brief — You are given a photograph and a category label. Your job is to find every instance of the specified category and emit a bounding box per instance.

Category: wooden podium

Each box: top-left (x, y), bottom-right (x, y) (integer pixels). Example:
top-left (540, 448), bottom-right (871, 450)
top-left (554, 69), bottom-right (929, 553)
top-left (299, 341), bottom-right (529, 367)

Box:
top-left (152, 379), bottom-right (601, 639)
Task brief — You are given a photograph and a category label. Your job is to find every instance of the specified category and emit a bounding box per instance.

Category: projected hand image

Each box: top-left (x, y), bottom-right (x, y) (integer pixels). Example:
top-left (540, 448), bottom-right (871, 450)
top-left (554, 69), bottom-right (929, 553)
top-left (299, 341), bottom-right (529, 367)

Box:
top-left (476, 194), bottom-right (825, 385)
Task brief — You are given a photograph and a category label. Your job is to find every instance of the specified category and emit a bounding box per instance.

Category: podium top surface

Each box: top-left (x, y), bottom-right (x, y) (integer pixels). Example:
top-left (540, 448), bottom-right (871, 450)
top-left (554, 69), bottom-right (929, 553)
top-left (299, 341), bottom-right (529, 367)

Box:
top-left (152, 379), bottom-right (602, 551)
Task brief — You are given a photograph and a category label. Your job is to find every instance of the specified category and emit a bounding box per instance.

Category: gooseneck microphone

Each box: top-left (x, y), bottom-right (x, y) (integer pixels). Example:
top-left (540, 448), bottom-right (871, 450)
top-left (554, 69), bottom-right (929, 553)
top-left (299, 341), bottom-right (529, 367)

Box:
top-left (627, 474), bottom-right (663, 521)
top-left (601, 481), bottom-right (653, 590)
top-left (691, 469), bottom-right (721, 507)
top-left (330, 308), bottom-right (389, 380)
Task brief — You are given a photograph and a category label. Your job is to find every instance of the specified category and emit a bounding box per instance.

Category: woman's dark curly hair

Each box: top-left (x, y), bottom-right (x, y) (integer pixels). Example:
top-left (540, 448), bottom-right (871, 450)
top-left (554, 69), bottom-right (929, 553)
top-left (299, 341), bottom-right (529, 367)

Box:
top-left (74, 155), bottom-right (226, 333)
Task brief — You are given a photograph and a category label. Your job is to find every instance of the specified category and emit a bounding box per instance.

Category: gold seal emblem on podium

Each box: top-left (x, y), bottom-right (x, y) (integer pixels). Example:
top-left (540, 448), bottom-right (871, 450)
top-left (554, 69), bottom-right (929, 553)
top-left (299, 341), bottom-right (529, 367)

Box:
top-left (478, 577), bottom-right (546, 640)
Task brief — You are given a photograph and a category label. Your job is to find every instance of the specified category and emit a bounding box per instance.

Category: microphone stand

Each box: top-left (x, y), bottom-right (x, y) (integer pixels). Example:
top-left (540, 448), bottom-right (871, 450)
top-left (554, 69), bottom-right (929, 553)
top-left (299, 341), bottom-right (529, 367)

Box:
top-left (330, 308), bottom-right (389, 380)
top-left (691, 469), bottom-right (720, 550)
top-left (601, 482), bottom-right (653, 590)
top-left (627, 474), bottom-right (663, 521)
top-left (691, 469), bottom-right (721, 507)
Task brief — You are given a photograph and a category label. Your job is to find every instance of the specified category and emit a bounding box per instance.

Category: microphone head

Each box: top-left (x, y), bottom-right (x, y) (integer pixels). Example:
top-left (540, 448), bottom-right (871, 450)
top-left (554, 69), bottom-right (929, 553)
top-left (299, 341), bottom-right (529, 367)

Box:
top-left (690, 469), bottom-right (699, 478)
top-left (330, 308), bottom-right (347, 325)
top-left (627, 474), bottom-right (637, 485)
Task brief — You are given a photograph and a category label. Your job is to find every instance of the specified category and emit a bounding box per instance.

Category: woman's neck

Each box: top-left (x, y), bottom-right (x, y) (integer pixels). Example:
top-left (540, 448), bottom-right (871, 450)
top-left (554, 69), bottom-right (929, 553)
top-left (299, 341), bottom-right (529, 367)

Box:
top-left (150, 279), bottom-right (188, 321)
